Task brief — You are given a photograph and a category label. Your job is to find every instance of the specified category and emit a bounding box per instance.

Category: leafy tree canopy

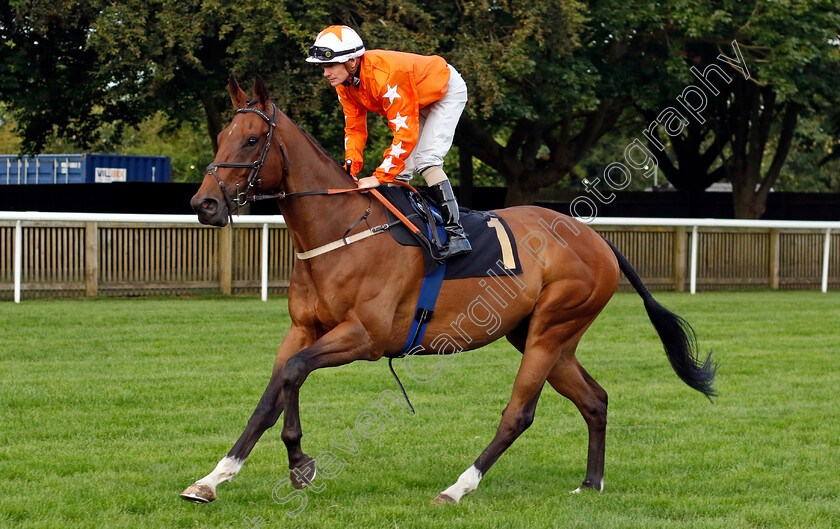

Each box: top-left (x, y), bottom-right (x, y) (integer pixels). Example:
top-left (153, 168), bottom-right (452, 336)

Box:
top-left (0, 0), bottom-right (837, 217)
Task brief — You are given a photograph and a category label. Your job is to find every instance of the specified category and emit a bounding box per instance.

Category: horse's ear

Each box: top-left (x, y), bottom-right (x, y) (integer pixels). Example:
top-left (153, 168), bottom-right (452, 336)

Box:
top-left (254, 75), bottom-right (271, 111)
top-left (228, 76), bottom-right (248, 109)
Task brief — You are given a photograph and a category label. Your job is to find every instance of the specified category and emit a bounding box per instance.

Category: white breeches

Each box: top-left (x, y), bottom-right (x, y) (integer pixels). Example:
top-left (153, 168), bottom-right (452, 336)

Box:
top-left (398, 64), bottom-right (468, 185)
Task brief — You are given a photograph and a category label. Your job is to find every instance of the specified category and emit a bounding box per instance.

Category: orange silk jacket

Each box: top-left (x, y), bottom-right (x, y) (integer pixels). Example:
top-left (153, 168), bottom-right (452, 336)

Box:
top-left (335, 50), bottom-right (451, 182)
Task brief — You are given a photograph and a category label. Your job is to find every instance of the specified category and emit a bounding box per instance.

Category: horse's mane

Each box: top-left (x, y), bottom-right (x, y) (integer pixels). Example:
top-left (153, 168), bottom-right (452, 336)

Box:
top-left (297, 125), bottom-right (344, 170)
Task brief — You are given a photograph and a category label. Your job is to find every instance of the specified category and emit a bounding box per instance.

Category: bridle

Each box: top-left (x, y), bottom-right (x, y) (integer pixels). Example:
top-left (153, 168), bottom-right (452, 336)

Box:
top-left (205, 103), bottom-right (289, 215)
top-left (203, 102), bottom-right (420, 237)
top-left (205, 102), bottom-right (369, 224)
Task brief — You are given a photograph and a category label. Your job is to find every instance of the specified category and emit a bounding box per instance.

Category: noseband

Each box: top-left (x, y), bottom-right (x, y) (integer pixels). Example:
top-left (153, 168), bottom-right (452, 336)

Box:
top-left (205, 103), bottom-right (290, 217)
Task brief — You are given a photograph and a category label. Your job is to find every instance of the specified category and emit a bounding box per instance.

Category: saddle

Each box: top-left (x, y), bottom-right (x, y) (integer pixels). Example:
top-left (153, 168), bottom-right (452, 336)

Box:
top-left (375, 186), bottom-right (523, 279)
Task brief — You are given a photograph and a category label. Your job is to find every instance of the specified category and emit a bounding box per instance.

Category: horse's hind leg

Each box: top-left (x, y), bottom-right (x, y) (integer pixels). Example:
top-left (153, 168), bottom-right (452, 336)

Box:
top-left (545, 355), bottom-right (608, 492)
top-left (433, 346), bottom-right (555, 504)
top-left (180, 327), bottom-right (310, 503)
top-left (433, 279), bottom-right (609, 505)
top-left (507, 333), bottom-right (608, 492)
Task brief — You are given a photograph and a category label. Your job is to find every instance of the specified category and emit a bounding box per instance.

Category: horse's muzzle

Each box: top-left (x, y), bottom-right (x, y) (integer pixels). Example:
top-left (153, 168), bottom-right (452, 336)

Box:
top-left (190, 194), bottom-right (229, 226)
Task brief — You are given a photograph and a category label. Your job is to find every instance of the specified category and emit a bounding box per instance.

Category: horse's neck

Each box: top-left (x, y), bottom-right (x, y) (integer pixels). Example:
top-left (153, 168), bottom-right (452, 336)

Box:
top-left (275, 115), bottom-right (371, 252)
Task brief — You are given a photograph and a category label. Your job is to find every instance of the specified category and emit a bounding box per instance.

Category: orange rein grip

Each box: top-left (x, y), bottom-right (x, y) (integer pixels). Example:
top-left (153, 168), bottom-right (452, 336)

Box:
top-left (324, 183), bottom-right (422, 234)
top-left (369, 188), bottom-right (422, 234)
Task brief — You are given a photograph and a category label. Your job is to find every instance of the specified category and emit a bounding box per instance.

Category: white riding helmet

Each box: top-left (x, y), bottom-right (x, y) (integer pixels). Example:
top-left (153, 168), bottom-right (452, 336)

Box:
top-left (306, 25), bottom-right (366, 64)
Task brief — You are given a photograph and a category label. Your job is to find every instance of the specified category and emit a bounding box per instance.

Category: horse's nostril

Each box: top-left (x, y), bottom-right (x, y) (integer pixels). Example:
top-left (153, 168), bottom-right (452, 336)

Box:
top-left (194, 198), bottom-right (217, 213)
top-left (191, 195), bottom-right (220, 217)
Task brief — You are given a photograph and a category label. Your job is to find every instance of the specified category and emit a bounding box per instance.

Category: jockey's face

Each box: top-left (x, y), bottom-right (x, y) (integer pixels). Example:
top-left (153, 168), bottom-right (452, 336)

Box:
top-left (323, 62), bottom-right (350, 87)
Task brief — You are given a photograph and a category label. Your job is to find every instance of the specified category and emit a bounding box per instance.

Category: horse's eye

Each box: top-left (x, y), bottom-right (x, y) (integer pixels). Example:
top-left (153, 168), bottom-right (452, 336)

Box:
top-left (247, 137), bottom-right (258, 146)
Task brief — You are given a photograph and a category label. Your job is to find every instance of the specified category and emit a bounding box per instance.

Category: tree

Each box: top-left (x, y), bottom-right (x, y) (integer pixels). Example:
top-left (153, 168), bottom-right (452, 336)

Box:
top-left (88, 0), bottom-right (333, 153)
top-left (778, 110), bottom-right (840, 192)
top-left (3, 0), bottom-right (837, 219)
top-left (0, 1), bottom-right (122, 153)
top-left (0, 0), bottom-right (341, 155)
top-left (436, 0), bottom-right (638, 206)
top-left (635, 1), bottom-right (840, 218)
top-left (385, 0), bottom-right (707, 207)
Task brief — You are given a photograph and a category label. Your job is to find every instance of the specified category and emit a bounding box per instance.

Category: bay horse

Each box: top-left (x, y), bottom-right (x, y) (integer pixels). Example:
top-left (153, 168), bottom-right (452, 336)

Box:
top-left (182, 78), bottom-right (715, 505)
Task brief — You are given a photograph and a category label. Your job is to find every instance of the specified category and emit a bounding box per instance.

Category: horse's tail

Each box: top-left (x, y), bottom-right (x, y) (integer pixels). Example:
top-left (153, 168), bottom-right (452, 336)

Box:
top-left (603, 237), bottom-right (717, 399)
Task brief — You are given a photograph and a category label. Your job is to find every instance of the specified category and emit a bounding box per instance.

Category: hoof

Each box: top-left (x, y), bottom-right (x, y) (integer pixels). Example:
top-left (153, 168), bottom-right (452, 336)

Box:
top-left (432, 493), bottom-right (457, 505)
top-left (180, 482), bottom-right (216, 503)
top-left (290, 456), bottom-right (316, 489)
top-left (571, 478), bottom-right (603, 494)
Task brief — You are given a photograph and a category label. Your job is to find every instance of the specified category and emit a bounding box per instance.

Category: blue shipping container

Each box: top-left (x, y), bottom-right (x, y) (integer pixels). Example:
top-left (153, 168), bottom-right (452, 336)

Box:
top-left (0, 154), bottom-right (171, 184)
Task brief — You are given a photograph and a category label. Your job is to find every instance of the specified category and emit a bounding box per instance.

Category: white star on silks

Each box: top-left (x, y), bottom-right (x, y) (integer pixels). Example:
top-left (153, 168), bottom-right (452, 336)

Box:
top-left (379, 156), bottom-right (397, 172)
top-left (382, 84), bottom-right (401, 105)
top-left (388, 141), bottom-right (407, 158)
top-left (344, 137), bottom-right (349, 149)
top-left (389, 112), bottom-right (408, 132)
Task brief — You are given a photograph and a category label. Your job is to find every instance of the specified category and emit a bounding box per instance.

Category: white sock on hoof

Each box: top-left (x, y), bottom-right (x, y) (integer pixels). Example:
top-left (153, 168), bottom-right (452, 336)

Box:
top-left (441, 465), bottom-right (482, 503)
top-left (198, 456), bottom-right (244, 490)
top-left (571, 478), bottom-right (604, 494)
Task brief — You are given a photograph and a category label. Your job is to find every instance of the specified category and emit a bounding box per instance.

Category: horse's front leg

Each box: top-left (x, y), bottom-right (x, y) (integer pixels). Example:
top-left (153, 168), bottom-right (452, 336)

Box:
top-left (280, 320), bottom-right (375, 488)
top-left (181, 326), bottom-right (311, 503)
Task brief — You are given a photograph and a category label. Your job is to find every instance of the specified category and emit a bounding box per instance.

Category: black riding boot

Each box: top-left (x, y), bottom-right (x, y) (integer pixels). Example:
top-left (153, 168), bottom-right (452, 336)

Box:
top-left (429, 180), bottom-right (472, 259)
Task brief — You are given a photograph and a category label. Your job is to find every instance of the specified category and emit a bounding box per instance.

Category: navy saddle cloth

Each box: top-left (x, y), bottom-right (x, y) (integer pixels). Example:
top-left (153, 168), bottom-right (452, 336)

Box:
top-left (376, 186), bottom-right (523, 279)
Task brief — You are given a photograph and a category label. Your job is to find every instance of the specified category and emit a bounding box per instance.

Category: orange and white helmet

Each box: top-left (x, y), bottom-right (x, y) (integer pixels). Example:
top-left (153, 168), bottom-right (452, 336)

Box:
top-left (306, 25), bottom-right (366, 63)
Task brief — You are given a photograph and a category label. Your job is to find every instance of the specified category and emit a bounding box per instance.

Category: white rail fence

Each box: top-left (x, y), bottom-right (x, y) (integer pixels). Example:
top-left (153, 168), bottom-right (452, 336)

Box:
top-left (1, 212), bottom-right (288, 304)
top-left (1, 212), bottom-right (838, 303)
top-left (589, 217), bottom-right (838, 294)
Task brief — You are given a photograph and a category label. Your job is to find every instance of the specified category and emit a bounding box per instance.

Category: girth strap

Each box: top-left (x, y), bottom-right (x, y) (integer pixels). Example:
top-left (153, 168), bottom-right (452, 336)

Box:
top-left (386, 220), bottom-right (448, 414)
top-left (295, 221), bottom-right (398, 260)
top-left (398, 221), bottom-right (448, 357)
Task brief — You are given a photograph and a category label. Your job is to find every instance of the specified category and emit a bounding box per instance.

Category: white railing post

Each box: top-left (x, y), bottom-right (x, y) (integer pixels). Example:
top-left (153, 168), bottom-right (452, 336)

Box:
top-left (261, 223), bottom-right (269, 302)
top-left (14, 220), bottom-right (22, 303)
top-left (689, 225), bottom-right (699, 295)
top-left (822, 229), bottom-right (831, 293)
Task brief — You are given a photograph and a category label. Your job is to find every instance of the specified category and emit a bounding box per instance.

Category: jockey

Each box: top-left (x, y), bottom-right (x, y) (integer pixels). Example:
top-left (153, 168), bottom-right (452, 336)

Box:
top-left (307, 25), bottom-right (472, 259)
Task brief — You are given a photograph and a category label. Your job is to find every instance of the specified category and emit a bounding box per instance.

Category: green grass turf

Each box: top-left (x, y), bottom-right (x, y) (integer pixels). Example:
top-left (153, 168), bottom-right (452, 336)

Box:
top-left (0, 291), bottom-right (838, 529)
